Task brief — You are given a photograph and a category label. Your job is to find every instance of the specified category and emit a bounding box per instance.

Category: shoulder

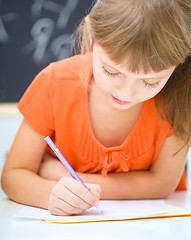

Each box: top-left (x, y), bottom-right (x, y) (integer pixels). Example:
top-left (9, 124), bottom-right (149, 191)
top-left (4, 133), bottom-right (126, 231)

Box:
top-left (37, 55), bottom-right (83, 80)
top-left (46, 55), bottom-right (85, 80)
top-left (23, 54), bottom-right (92, 97)
top-left (18, 54), bottom-right (91, 107)
top-left (39, 53), bottom-right (92, 82)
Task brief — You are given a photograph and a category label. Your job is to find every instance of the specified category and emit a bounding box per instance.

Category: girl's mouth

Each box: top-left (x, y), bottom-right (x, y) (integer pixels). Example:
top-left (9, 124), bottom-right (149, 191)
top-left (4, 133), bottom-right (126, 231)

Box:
top-left (112, 95), bottom-right (130, 105)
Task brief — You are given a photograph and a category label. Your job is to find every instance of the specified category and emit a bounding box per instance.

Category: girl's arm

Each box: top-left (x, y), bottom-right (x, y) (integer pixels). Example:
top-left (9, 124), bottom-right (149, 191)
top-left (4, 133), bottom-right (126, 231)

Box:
top-left (82, 135), bottom-right (188, 199)
top-left (1, 119), bottom-right (54, 208)
top-left (1, 119), bottom-right (100, 215)
top-left (40, 135), bottom-right (188, 199)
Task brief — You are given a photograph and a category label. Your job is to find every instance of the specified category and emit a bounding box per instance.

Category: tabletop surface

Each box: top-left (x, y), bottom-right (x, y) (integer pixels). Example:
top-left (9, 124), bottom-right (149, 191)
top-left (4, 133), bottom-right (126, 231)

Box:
top-left (1, 190), bottom-right (191, 240)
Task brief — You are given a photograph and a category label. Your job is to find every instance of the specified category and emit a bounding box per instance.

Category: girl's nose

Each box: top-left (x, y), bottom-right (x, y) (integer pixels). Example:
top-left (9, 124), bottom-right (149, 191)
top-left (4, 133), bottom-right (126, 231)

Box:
top-left (115, 79), bottom-right (136, 100)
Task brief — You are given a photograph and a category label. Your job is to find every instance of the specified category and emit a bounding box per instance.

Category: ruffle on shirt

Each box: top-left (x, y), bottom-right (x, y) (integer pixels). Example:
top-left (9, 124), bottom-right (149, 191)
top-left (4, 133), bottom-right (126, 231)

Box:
top-left (102, 150), bottom-right (130, 177)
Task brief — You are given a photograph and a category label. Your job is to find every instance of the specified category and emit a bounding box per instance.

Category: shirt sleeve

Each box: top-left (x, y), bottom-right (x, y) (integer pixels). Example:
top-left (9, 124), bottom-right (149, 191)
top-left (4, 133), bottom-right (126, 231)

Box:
top-left (17, 66), bottom-right (55, 137)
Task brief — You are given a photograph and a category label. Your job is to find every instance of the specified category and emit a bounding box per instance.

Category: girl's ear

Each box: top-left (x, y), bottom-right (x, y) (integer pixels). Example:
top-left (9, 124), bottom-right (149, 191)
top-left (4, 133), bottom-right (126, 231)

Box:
top-left (85, 16), bottom-right (93, 45)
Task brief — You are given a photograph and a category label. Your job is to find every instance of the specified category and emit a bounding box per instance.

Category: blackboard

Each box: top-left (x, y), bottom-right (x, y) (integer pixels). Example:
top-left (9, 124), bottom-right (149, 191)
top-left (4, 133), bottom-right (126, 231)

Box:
top-left (0, 0), bottom-right (94, 102)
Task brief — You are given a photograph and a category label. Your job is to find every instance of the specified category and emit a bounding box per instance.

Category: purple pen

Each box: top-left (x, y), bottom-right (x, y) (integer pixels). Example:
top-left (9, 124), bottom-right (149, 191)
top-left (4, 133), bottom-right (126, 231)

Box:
top-left (44, 136), bottom-right (102, 213)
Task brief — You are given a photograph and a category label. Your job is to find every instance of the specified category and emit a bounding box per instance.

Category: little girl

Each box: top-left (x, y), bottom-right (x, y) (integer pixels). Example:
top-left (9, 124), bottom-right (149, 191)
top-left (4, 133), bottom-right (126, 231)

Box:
top-left (1, 0), bottom-right (191, 216)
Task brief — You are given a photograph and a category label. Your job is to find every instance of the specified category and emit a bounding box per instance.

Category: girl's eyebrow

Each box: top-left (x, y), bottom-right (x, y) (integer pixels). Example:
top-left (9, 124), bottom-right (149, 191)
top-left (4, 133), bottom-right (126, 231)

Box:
top-left (102, 61), bottom-right (168, 80)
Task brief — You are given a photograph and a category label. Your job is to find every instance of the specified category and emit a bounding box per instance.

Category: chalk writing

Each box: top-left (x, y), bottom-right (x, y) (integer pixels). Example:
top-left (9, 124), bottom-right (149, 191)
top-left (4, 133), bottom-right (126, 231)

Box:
top-left (0, 0), bottom-right (92, 102)
top-left (23, 0), bottom-right (79, 65)
top-left (51, 33), bottom-right (72, 60)
top-left (23, 18), bottom-right (55, 64)
top-left (0, 0), bottom-right (17, 43)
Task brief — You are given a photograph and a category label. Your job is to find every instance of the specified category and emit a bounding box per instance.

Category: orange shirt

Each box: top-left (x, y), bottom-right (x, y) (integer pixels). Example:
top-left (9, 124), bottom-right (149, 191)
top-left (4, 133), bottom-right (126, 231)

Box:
top-left (18, 53), bottom-right (187, 190)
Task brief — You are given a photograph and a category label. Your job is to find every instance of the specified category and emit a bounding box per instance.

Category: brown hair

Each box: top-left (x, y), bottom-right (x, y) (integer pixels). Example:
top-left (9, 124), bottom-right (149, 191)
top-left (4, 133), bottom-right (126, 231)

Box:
top-left (74, 0), bottom-right (191, 147)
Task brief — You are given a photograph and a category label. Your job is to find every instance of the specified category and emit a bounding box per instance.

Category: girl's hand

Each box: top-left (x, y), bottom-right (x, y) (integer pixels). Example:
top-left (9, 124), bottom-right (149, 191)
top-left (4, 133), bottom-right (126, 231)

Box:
top-left (48, 177), bottom-right (101, 216)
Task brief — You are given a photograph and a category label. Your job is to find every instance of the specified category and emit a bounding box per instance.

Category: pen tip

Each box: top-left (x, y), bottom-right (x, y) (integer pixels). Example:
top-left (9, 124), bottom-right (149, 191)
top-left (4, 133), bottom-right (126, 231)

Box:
top-left (96, 204), bottom-right (103, 213)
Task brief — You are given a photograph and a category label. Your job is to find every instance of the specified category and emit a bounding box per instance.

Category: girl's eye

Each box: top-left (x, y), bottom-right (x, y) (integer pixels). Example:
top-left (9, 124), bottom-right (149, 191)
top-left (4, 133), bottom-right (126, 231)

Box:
top-left (143, 81), bottom-right (160, 88)
top-left (102, 66), bottom-right (160, 88)
top-left (102, 66), bottom-right (120, 77)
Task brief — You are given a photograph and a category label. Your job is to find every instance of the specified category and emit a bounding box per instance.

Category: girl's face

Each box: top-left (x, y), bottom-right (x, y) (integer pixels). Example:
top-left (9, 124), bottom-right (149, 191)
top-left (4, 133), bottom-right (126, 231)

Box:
top-left (92, 43), bottom-right (175, 110)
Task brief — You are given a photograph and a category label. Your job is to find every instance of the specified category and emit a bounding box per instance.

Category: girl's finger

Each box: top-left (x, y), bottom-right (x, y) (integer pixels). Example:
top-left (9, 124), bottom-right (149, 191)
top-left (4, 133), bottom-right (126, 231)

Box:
top-left (61, 178), bottom-right (98, 207)
top-left (49, 197), bottom-right (85, 215)
top-left (86, 183), bottom-right (101, 199)
top-left (49, 206), bottom-right (70, 216)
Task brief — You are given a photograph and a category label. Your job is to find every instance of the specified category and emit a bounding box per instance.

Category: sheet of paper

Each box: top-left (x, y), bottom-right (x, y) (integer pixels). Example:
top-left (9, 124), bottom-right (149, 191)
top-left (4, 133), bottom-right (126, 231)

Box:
top-left (14, 199), bottom-right (168, 223)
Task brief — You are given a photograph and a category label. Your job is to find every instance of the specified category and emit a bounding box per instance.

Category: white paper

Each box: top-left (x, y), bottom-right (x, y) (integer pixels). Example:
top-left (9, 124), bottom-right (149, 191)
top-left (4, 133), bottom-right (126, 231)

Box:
top-left (14, 200), bottom-right (168, 223)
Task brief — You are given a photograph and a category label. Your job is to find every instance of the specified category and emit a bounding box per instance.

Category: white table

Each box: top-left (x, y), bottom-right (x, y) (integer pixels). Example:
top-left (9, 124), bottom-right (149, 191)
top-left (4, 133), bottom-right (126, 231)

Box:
top-left (1, 190), bottom-right (191, 240)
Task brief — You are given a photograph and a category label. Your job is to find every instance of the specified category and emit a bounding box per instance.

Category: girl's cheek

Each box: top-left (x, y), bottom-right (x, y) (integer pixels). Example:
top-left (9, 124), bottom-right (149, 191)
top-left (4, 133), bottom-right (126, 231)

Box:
top-left (93, 70), bottom-right (110, 91)
top-left (141, 88), bottom-right (163, 101)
